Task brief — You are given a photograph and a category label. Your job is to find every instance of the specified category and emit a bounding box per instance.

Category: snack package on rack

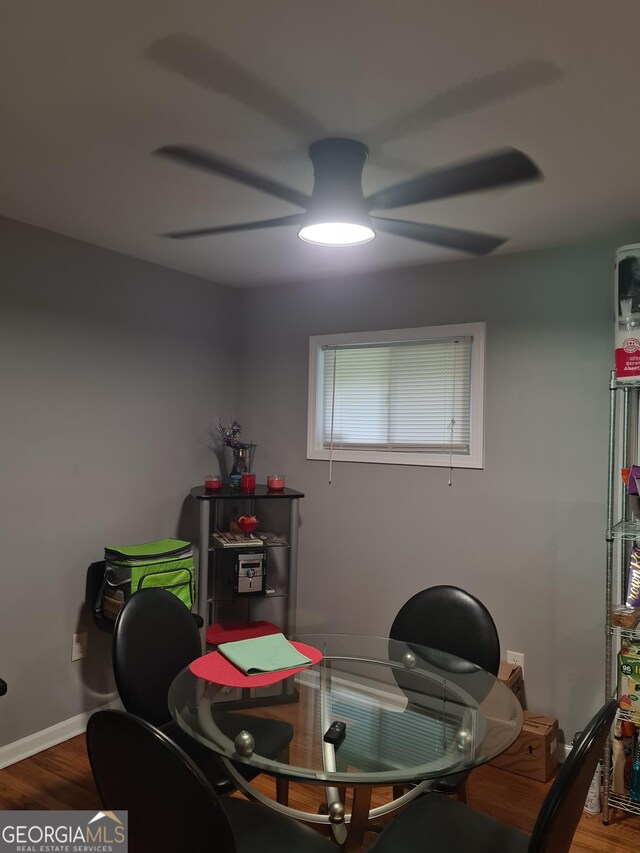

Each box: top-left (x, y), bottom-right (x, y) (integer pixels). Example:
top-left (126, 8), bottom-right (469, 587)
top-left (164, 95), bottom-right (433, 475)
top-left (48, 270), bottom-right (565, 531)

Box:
top-left (615, 245), bottom-right (640, 382)
top-left (621, 467), bottom-right (640, 518)
top-left (612, 605), bottom-right (640, 629)
top-left (618, 640), bottom-right (640, 721)
top-left (625, 723), bottom-right (637, 794)
top-left (611, 720), bottom-right (627, 795)
top-left (612, 719), bottom-right (637, 795)
top-left (631, 732), bottom-right (640, 802)
top-left (626, 545), bottom-right (640, 608)
top-left (626, 466), bottom-right (640, 495)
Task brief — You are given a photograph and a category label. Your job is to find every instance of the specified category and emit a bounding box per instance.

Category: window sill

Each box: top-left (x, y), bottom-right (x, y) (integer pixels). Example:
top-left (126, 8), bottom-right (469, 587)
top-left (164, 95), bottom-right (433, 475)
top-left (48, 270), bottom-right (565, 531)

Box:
top-left (307, 448), bottom-right (483, 469)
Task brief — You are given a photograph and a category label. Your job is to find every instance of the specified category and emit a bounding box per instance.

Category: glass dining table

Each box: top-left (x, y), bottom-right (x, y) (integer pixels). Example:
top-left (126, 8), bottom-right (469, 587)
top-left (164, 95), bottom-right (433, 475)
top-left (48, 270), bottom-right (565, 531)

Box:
top-left (168, 633), bottom-right (523, 850)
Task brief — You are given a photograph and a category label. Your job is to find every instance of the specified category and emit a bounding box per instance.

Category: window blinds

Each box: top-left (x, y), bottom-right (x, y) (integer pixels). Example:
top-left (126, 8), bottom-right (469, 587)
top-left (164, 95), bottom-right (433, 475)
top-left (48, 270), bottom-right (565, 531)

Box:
top-left (321, 337), bottom-right (472, 454)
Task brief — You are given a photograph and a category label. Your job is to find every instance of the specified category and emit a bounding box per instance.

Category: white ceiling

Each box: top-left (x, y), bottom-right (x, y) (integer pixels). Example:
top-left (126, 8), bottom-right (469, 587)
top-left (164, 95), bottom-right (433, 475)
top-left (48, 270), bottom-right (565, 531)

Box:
top-left (1, 0), bottom-right (639, 287)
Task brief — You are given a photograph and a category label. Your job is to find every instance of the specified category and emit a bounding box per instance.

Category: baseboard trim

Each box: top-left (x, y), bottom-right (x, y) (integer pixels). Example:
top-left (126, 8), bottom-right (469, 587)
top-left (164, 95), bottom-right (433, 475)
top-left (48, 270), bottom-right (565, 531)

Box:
top-left (0, 698), bottom-right (124, 770)
top-left (0, 696), bottom-right (574, 772)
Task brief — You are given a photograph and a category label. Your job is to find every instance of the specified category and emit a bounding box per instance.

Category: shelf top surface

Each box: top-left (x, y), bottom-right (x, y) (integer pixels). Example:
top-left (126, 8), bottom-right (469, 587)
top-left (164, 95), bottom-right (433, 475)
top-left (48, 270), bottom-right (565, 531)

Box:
top-left (611, 519), bottom-right (640, 539)
top-left (613, 379), bottom-right (640, 389)
top-left (191, 484), bottom-right (304, 500)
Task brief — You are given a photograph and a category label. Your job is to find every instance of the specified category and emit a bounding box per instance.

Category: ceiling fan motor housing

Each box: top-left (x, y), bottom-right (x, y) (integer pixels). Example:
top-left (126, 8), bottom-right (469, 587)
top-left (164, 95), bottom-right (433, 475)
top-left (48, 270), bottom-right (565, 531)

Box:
top-left (304, 138), bottom-right (372, 229)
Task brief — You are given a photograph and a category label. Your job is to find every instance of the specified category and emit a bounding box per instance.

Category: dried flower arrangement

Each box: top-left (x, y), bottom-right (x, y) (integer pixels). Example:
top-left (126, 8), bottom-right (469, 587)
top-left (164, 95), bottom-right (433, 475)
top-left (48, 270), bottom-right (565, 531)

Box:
top-left (214, 418), bottom-right (253, 450)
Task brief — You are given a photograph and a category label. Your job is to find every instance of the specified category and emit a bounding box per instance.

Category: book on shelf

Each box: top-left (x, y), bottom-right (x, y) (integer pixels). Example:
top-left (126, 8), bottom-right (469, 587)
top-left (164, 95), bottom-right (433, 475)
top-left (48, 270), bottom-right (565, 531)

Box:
top-left (211, 530), bottom-right (264, 548)
top-left (253, 531), bottom-right (289, 546)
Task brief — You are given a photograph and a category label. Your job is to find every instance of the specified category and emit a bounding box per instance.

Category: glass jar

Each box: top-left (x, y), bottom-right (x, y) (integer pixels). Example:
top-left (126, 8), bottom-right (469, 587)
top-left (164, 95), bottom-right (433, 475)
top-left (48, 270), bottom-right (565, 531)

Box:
top-left (267, 474), bottom-right (285, 490)
top-left (240, 472), bottom-right (256, 492)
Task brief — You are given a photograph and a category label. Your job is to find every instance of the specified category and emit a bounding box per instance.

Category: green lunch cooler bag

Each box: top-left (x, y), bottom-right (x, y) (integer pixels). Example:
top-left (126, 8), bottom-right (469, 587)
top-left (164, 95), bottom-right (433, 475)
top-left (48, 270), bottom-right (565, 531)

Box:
top-left (101, 538), bottom-right (195, 621)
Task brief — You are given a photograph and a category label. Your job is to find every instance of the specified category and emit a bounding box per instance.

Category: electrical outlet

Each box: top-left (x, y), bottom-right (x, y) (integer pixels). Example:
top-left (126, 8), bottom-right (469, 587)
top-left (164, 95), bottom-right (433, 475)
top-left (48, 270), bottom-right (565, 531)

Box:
top-left (506, 650), bottom-right (525, 673)
top-left (72, 632), bottom-right (87, 662)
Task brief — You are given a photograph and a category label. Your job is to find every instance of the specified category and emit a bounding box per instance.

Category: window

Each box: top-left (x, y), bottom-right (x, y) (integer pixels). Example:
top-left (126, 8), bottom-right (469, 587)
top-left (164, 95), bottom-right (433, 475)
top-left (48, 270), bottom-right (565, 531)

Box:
top-left (307, 322), bottom-right (485, 469)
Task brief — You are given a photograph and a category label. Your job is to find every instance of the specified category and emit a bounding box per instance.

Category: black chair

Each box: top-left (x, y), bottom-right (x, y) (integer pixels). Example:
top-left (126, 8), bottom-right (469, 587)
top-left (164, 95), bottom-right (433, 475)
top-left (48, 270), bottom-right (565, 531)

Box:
top-left (390, 585), bottom-right (500, 675)
top-left (87, 710), bottom-right (333, 853)
top-left (370, 698), bottom-right (617, 853)
top-left (389, 585), bottom-right (501, 801)
top-left (112, 588), bottom-right (293, 800)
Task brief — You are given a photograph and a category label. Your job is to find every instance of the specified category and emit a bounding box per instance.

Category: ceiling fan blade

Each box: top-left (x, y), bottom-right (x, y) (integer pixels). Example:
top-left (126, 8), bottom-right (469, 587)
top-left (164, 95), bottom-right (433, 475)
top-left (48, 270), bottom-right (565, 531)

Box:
top-left (153, 145), bottom-right (310, 209)
top-left (360, 60), bottom-right (562, 150)
top-left (366, 148), bottom-right (541, 211)
top-left (163, 213), bottom-right (304, 240)
top-left (145, 34), bottom-right (327, 141)
top-left (372, 216), bottom-right (506, 255)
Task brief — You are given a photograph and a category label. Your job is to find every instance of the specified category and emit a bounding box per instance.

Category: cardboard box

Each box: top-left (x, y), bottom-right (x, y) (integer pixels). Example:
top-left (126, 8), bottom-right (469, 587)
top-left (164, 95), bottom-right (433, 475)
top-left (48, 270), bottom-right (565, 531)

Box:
top-left (482, 661), bottom-right (525, 725)
top-left (497, 661), bottom-right (525, 708)
top-left (489, 711), bottom-right (559, 782)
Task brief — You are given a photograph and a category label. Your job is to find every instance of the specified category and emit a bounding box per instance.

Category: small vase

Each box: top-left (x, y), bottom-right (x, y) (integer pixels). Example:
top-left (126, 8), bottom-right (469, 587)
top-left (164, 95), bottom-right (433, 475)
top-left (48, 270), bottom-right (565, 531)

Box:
top-left (228, 445), bottom-right (256, 486)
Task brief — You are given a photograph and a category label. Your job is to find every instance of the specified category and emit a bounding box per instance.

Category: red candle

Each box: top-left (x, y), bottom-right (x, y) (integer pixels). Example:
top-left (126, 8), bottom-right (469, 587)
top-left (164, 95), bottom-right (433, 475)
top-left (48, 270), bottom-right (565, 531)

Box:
top-left (240, 472), bottom-right (256, 492)
top-left (267, 474), bottom-right (285, 490)
top-left (205, 474), bottom-right (222, 490)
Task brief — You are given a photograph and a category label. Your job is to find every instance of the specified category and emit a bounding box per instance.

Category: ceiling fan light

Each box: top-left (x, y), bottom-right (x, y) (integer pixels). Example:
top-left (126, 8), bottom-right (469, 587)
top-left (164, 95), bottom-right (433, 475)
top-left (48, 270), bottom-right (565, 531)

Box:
top-left (298, 221), bottom-right (375, 246)
top-left (298, 138), bottom-right (375, 247)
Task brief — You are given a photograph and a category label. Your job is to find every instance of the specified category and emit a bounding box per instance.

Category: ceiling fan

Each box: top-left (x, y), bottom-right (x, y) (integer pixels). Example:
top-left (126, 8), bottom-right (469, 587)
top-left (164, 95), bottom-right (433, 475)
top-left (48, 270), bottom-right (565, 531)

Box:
top-left (153, 138), bottom-right (541, 254)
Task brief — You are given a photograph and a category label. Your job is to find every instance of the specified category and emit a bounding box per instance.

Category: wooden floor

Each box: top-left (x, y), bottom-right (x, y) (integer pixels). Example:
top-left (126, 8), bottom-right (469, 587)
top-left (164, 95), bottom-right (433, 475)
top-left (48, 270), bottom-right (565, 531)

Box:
top-left (0, 735), bottom-right (638, 851)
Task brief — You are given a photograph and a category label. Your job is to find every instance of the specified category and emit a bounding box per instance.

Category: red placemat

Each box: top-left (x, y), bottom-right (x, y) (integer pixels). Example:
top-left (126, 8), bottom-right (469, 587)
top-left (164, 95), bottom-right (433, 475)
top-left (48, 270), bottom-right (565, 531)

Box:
top-left (205, 620), bottom-right (281, 646)
top-left (189, 641), bottom-right (323, 687)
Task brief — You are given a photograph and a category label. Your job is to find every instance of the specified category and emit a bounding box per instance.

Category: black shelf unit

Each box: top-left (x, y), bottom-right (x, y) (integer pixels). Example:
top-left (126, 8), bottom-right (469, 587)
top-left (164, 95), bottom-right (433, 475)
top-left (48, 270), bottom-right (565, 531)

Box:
top-left (190, 484), bottom-right (304, 706)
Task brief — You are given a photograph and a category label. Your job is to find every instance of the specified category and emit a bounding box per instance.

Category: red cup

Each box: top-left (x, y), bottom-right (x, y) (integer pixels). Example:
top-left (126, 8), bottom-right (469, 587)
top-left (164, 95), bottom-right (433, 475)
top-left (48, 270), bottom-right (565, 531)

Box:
top-left (240, 472), bottom-right (256, 492)
top-left (204, 474), bottom-right (222, 490)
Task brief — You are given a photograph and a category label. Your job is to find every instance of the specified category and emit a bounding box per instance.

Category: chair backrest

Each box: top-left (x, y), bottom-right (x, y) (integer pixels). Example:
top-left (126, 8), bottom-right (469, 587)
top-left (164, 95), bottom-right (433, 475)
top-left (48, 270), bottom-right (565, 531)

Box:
top-left (87, 710), bottom-right (235, 853)
top-left (112, 588), bottom-right (202, 726)
top-left (527, 698), bottom-right (617, 853)
top-left (390, 585), bottom-right (500, 676)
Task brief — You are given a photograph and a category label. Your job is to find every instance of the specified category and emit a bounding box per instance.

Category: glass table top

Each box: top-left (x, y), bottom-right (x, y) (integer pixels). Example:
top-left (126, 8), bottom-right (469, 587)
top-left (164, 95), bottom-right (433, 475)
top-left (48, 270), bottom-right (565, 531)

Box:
top-left (168, 633), bottom-right (523, 786)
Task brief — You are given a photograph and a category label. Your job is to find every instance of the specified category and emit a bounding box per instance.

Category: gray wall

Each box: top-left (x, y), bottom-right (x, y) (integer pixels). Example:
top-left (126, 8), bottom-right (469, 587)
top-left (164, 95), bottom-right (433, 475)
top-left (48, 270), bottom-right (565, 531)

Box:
top-left (239, 237), bottom-right (626, 741)
top-left (0, 213), bottom-right (631, 751)
top-left (0, 216), bottom-right (239, 747)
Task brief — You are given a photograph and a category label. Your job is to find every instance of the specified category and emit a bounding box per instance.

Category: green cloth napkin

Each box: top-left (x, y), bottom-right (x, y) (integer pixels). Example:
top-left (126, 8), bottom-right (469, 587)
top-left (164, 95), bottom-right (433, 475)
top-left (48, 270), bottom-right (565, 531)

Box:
top-left (218, 633), bottom-right (311, 675)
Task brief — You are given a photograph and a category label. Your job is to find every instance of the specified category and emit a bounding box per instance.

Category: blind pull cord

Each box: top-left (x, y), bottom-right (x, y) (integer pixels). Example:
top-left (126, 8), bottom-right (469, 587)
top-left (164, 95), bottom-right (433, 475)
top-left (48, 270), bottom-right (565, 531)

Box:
top-left (447, 339), bottom-right (459, 487)
top-left (448, 418), bottom-right (456, 486)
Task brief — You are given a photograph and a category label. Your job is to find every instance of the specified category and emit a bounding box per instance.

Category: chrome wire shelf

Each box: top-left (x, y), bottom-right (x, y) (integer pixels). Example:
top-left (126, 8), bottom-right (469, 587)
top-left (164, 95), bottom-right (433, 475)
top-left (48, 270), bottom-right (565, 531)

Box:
top-left (604, 372), bottom-right (640, 823)
top-left (613, 379), bottom-right (640, 389)
top-left (616, 707), bottom-right (640, 726)
top-left (610, 519), bottom-right (640, 540)
top-left (609, 626), bottom-right (640, 641)
top-left (608, 792), bottom-right (640, 816)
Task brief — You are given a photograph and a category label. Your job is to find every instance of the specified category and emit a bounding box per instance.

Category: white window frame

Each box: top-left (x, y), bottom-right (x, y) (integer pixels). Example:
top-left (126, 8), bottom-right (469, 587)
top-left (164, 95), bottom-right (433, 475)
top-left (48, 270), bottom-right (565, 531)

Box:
top-left (307, 322), bottom-right (485, 469)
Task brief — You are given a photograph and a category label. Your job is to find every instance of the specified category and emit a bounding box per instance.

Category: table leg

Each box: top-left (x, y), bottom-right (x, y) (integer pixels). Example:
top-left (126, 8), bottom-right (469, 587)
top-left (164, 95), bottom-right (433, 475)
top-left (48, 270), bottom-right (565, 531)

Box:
top-left (324, 786), bottom-right (348, 847)
top-left (343, 786), bottom-right (372, 852)
top-left (197, 685), bottom-right (433, 844)
top-left (276, 776), bottom-right (289, 807)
